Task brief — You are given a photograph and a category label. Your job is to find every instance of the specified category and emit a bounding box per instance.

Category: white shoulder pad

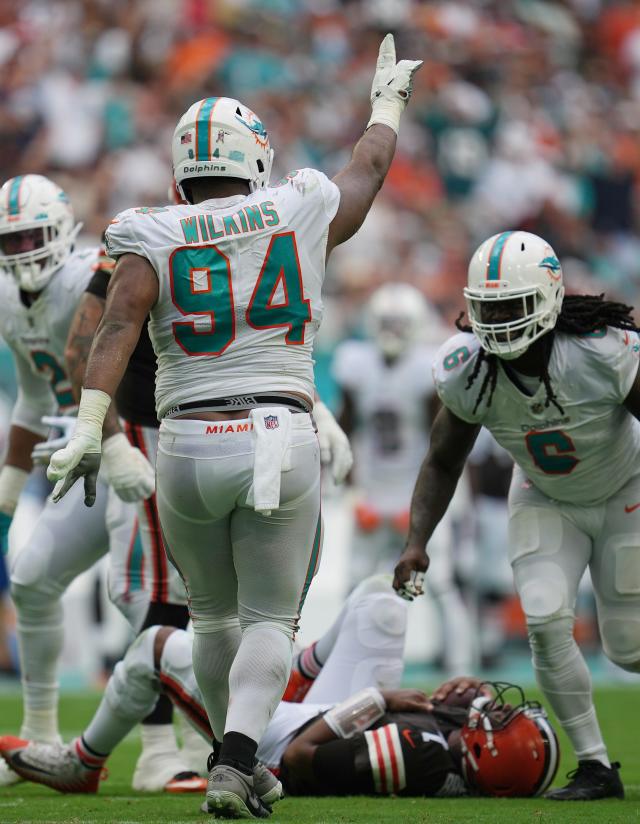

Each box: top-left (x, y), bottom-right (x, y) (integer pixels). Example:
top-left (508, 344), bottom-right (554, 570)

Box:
top-left (331, 340), bottom-right (372, 390)
top-left (432, 332), bottom-right (486, 424)
top-left (104, 208), bottom-right (147, 260)
top-left (570, 327), bottom-right (640, 404)
top-left (269, 168), bottom-right (340, 222)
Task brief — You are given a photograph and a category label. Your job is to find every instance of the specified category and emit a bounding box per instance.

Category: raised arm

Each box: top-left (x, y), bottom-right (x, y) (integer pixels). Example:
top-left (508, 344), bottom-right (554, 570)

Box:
top-left (393, 406), bottom-right (480, 597)
top-left (47, 253), bottom-right (158, 505)
top-left (326, 34), bottom-right (422, 255)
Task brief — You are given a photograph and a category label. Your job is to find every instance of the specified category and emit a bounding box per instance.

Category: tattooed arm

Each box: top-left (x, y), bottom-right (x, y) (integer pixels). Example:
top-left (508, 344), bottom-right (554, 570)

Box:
top-left (64, 291), bottom-right (121, 438)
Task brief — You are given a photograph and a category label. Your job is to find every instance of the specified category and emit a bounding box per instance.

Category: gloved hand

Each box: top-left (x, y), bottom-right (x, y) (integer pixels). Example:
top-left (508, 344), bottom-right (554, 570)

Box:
top-left (367, 33), bottom-right (423, 134)
top-left (101, 433), bottom-right (155, 503)
top-left (31, 415), bottom-right (78, 466)
top-left (0, 510), bottom-right (12, 555)
top-left (313, 401), bottom-right (353, 484)
top-left (47, 388), bottom-right (111, 506)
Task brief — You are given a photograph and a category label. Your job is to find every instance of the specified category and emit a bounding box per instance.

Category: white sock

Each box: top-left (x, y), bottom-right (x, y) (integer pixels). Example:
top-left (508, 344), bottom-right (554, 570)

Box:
top-left (84, 698), bottom-right (137, 756)
top-left (14, 592), bottom-right (64, 742)
top-left (529, 617), bottom-right (610, 767)
top-left (192, 625), bottom-right (241, 741)
top-left (224, 624), bottom-right (292, 742)
top-left (139, 724), bottom-right (179, 755)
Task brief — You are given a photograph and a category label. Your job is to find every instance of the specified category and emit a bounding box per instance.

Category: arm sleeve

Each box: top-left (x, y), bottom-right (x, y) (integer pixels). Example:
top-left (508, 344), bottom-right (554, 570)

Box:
top-left (11, 349), bottom-right (57, 436)
top-left (85, 267), bottom-right (110, 300)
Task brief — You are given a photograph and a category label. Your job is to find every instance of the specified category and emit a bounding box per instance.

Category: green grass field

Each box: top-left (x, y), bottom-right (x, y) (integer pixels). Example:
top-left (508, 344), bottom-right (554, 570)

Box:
top-left (0, 687), bottom-right (638, 823)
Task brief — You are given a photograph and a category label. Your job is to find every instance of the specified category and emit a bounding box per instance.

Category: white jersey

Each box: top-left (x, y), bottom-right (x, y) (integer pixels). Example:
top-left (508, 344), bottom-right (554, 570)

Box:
top-left (105, 169), bottom-right (340, 418)
top-left (0, 248), bottom-right (98, 436)
top-left (257, 700), bottom-right (332, 771)
top-left (434, 329), bottom-right (640, 506)
top-left (332, 340), bottom-right (437, 514)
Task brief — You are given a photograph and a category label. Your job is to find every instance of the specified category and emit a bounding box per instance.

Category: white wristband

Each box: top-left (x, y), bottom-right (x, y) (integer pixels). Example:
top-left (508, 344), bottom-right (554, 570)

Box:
top-left (0, 465), bottom-right (30, 515)
top-left (76, 388), bottom-right (112, 443)
top-left (366, 97), bottom-right (404, 135)
top-left (324, 687), bottom-right (386, 739)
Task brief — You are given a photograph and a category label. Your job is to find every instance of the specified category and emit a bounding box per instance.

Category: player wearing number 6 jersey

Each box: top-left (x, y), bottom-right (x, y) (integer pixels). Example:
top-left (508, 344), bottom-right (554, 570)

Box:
top-left (47, 34), bottom-right (422, 819)
top-left (393, 229), bottom-right (640, 802)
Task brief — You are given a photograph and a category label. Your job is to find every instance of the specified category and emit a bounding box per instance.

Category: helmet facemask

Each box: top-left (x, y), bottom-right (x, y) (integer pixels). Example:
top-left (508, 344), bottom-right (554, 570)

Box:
top-left (464, 283), bottom-right (564, 360)
top-left (0, 175), bottom-right (81, 292)
top-left (0, 221), bottom-right (81, 292)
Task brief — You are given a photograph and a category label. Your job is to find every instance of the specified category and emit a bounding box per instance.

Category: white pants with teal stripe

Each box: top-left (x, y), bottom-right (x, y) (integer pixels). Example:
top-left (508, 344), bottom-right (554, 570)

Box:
top-left (156, 414), bottom-right (322, 638)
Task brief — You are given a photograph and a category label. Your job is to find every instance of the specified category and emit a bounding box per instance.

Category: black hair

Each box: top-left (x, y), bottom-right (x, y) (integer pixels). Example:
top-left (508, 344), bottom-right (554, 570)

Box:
top-left (457, 294), bottom-right (640, 415)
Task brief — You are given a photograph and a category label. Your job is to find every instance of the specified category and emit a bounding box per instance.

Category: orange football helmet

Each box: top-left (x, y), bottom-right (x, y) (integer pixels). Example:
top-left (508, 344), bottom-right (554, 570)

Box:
top-left (460, 682), bottom-right (559, 797)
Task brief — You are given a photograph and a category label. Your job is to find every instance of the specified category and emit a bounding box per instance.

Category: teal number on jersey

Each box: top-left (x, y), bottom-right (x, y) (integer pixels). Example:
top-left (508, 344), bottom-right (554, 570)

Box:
top-left (443, 346), bottom-right (471, 371)
top-left (30, 350), bottom-right (74, 408)
top-left (170, 246), bottom-right (235, 356)
top-left (525, 429), bottom-right (580, 475)
top-left (246, 232), bottom-right (311, 345)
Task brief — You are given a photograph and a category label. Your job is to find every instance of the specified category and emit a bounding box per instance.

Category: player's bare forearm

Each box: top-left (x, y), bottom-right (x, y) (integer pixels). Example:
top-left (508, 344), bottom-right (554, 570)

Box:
top-left (65, 293), bottom-right (121, 439)
top-left (82, 254), bottom-right (158, 399)
top-left (407, 408), bottom-right (480, 550)
top-left (5, 425), bottom-right (43, 472)
top-left (327, 125), bottom-right (396, 253)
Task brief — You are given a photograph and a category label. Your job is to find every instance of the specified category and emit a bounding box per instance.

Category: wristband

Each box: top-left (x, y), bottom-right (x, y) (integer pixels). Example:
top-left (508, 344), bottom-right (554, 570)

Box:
top-left (76, 388), bottom-right (112, 445)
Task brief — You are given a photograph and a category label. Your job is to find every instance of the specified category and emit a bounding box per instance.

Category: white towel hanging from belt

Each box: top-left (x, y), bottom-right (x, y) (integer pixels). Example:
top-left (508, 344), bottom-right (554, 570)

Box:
top-left (247, 407), bottom-right (292, 515)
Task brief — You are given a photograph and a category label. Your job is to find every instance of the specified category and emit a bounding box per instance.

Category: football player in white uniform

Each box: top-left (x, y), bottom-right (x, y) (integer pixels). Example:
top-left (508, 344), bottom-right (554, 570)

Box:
top-left (332, 283), bottom-right (474, 674)
top-left (0, 174), bottom-right (154, 785)
top-left (46, 34), bottom-right (422, 819)
top-left (394, 230), bottom-right (640, 800)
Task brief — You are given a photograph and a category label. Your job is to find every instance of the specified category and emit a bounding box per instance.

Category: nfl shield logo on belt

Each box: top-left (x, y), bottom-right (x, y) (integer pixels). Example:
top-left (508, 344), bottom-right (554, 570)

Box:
top-left (264, 415), bottom-right (279, 429)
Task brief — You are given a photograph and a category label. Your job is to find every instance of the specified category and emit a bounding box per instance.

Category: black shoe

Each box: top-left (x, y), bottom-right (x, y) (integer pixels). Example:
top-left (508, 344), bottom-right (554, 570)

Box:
top-left (545, 760), bottom-right (624, 801)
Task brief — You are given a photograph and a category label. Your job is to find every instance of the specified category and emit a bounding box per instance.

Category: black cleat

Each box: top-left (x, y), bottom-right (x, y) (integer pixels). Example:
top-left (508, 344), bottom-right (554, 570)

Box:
top-left (545, 760), bottom-right (624, 801)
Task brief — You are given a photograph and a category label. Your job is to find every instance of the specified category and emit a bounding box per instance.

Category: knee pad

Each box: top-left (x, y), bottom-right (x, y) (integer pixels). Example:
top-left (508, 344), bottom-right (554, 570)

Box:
top-left (527, 615), bottom-right (575, 666)
top-left (349, 574), bottom-right (394, 600)
top-left (600, 617), bottom-right (640, 673)
top-left (191, 614), bottom-right (241, 636)
top-left (11, 581), bottom-right (61, 619)
top-left (519, 576), bottom-right (568, 623)
top-left (352, 593), bottom-right (407, 651)
top-left (105, 627), bottom-right (160, 721)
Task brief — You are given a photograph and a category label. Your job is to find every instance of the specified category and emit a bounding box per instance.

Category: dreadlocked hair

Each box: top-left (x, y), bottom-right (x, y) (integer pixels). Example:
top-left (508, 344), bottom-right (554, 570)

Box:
top-left (455, 294), bottom-right (640, 415)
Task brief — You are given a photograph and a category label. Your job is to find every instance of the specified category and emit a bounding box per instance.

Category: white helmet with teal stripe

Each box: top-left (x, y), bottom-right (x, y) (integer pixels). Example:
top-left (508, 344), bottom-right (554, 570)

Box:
top-left (172, 97), bottom-right (274, 201)
top-left (0, 174), bottom-right (81, 292)
top-left (464, 230), bottom-right (564, 360)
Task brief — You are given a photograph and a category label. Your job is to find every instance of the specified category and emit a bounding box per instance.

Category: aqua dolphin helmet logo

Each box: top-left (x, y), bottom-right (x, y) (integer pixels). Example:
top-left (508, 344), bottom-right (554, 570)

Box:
top-left (538, 255), bottom-right (561, 281)
top-left (235, 109), bottom-right (268, 145)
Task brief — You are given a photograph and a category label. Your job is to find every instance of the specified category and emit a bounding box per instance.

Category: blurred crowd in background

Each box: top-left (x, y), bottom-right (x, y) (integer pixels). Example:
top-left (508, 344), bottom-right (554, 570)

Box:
top-left (1, 0), bottom-right (639, 680)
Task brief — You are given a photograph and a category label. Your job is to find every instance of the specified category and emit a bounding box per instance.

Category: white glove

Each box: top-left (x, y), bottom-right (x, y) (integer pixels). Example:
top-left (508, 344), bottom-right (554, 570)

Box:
top-left (31, 415), bottom-right (78, 466)
top-left (396, 570), bottom-right (425, 602)
top-left (47, 388), bottom-right (111, 506)
top-left (367, 33), bottom-right (423, 134)
top-left (313, 401), bottom-right (353, 484)
top-left (101, 433), bottom-right (155, 503)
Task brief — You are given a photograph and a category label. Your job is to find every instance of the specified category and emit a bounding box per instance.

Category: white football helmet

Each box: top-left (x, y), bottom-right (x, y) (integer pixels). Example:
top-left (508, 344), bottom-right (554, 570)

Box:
top-left (464, 231), bottom-right (564, 360)
top-left (0, 175), bottom-right (81, 292)
top-left (366, 283), bottom-right (443, 357)
top-left (172, 97), bottom-right (274, 201)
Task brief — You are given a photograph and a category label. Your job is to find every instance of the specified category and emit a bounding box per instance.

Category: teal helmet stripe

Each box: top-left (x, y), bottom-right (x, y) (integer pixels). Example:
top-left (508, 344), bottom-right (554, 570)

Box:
top-left (196, 97), bottom-right (219, 161)
top-left (8, 176), bottom-right (23, 216)
top-left (486, 231), bottom-right (514, 281)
